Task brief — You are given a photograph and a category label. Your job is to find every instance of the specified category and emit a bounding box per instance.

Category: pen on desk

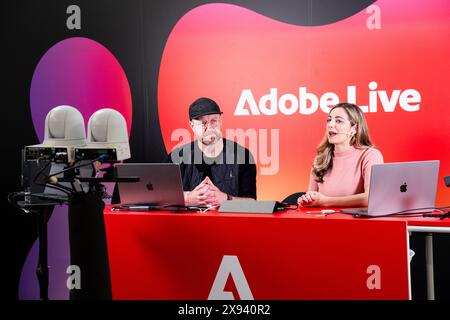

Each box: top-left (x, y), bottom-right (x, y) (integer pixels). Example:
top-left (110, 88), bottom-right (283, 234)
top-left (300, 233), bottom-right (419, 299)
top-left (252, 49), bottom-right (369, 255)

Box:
top-left (305, 209), bottom-right (336, 214)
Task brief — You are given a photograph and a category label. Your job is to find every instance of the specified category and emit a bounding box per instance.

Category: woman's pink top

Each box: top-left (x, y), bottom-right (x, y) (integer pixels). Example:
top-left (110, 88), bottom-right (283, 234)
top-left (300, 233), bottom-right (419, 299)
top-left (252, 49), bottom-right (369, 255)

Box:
top-left (309, 146), bottom-right (384, 196)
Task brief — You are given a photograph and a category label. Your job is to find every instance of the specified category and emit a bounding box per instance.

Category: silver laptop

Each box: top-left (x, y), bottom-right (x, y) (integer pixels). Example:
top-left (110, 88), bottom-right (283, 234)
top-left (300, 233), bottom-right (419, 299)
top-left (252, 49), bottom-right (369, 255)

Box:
top-left (115, 163), bottom-right (185, 209)
top-left (341, 160), bottom-right (439, 216)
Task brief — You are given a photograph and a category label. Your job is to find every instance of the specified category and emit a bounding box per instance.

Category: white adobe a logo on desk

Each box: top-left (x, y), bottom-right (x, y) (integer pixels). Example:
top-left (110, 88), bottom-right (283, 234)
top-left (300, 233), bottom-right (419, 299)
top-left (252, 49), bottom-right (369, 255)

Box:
top-left (208, 255), bottom-right (254, 300)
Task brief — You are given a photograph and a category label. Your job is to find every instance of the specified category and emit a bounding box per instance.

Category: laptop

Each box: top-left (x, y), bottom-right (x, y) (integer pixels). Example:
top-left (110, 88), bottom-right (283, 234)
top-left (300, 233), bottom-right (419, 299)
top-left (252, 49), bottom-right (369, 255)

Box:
top-left (114, 163), bottom-right (186, 210)
top-left (341, 160), bottom-right (439, 216)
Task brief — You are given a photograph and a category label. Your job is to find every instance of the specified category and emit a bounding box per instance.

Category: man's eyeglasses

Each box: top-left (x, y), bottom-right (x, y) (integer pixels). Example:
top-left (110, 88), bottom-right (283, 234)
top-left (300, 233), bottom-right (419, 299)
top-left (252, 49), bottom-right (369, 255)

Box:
top-left (191, 118), bottom-right (221, 129)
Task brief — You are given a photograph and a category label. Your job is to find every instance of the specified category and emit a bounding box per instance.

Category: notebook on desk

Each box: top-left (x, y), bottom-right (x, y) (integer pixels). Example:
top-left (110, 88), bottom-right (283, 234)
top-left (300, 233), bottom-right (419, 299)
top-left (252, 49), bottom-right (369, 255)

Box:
top-left (114, 163), bottom-right (187, 210)
top-left (340, 160), bottom-right (439, 217)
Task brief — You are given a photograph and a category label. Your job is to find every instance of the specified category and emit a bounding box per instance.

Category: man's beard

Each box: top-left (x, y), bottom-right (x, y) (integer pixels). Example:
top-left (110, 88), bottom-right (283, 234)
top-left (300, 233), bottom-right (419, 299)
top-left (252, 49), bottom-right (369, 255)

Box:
top-left (201, 130), bottom-right (222, 146)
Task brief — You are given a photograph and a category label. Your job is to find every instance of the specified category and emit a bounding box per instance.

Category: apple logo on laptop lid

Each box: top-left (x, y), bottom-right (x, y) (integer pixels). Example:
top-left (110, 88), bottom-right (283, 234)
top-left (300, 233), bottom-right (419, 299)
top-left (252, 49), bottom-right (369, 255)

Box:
top-left (400, 182), bottom-right (407, 193)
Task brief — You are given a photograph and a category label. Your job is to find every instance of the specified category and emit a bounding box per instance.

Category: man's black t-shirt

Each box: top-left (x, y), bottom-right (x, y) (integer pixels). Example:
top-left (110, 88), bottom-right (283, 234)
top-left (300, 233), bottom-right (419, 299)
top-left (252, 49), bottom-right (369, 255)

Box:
top-left (165, 139), bottom-right (257, 199)
top-left (196, 147), bottom-right (222, 184)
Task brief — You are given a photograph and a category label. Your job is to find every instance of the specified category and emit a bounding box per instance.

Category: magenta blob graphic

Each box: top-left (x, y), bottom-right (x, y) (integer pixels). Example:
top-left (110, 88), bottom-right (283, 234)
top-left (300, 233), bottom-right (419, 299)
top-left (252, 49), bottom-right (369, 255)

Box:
top-left (30, 37), bottom-right (132, 142)
top-left (20, 37), bottom-right (132, 299)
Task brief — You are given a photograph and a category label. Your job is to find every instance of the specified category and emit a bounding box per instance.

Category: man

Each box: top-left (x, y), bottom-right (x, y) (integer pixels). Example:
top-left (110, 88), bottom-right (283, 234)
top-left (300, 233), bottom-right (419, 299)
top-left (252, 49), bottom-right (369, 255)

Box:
top-left (165, 97), bottom-right (257, 206)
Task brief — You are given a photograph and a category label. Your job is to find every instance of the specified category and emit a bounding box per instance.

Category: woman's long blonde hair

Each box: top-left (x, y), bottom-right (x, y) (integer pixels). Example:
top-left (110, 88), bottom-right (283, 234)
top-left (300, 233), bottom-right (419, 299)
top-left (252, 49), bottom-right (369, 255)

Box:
top-left (313, 103), bottom-right (373, 183)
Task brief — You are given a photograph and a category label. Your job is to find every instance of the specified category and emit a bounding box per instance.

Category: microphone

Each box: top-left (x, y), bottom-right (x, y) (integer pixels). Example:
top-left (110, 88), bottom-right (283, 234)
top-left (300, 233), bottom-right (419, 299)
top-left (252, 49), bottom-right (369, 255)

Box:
top-left (334, 132), bottom-right (352, 137)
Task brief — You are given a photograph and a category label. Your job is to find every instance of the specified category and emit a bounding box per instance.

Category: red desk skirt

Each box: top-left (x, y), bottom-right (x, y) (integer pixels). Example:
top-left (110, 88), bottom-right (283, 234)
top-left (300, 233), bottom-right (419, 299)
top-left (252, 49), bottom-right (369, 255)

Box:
top-left (104, 207), bottom-right (414, 299)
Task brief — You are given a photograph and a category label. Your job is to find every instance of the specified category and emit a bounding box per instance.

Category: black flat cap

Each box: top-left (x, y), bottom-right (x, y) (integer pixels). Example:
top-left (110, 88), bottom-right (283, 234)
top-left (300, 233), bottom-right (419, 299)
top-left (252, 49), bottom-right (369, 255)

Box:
top-left (189, 97), bottom-right (223, 120)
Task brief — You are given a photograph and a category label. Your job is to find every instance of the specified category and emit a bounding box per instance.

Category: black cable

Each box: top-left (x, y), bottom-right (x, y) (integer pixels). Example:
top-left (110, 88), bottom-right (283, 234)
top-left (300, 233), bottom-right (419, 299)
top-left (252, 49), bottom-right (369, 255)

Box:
top-left (33, 174), bottom-right (75, 193)
top-left (439, 210), bottom-right (450, 220)
top-left (7, 191), bottom-right (68, 214)
top-left (279, 203), bottom-right (298, 211)
top-left (23, 159), bottom-right (75, 199)
top-left (32, 160), bottom-right (52, 186)
top-left (30, 155), bottom-right (84, 185)
top-left (46, 158), bottom-right (101, 179)
top-left (344, 206), bottom-right (450, 218)
top-left (91, 162), bottom-right (97, 177)
top-left (34, 157), bottom-right (102, 194)
top-left (7, 191), bottom-right (24, 206)
top-left (40, 183), bottom-right (72, 196)
top-left (31, 158), bottom-right (78, 194)
top-left (7, 191), bottom-right (27, 211)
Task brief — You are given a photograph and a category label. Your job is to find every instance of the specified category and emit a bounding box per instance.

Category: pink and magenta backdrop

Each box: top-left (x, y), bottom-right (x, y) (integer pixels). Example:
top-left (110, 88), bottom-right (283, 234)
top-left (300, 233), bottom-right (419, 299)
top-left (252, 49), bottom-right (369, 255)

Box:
top-left (158, 0), bottom-right (450, 205)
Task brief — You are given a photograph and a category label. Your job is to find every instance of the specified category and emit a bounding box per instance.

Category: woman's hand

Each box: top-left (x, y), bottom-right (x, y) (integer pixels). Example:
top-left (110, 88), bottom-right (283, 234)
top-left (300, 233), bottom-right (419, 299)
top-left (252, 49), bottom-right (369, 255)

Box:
top-left (297, 191), bottom-right (329, 207)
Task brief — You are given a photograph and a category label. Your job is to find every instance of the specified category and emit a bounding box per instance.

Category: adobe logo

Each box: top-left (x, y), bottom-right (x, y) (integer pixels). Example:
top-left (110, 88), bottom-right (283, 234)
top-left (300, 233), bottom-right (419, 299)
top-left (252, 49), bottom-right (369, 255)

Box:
top-left (146, 182), bottom-right (154, 191)
top-left (400, 183), bottom-right (407, 193)
top-left (208, 255), bottom-right (253, 300)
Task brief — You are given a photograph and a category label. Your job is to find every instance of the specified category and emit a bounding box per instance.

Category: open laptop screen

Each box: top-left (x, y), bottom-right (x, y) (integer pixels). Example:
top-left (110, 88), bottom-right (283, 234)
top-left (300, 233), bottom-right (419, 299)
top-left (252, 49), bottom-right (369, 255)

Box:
top-left (342, 160), bottom-right (439, 216)
top-left (115, 163), bottom-right (185, 207)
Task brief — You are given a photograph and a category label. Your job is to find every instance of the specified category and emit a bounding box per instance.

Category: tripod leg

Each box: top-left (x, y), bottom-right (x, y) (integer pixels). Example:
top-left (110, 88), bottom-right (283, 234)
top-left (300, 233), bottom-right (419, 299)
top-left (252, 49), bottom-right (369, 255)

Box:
top-left (36, 206), bottom-right (51, 300)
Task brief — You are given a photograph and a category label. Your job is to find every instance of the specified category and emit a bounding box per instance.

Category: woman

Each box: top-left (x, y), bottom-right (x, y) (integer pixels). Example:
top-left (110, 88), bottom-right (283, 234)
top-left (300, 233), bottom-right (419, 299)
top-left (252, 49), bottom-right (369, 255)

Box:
top-left (298, 102), bottom-right (383, 207)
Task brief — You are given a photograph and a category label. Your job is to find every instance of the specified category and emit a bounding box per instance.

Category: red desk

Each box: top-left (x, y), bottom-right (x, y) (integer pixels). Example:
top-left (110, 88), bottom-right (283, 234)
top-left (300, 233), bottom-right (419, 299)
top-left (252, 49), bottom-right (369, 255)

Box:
top-left (103, 207), bottom-right (450, 300)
